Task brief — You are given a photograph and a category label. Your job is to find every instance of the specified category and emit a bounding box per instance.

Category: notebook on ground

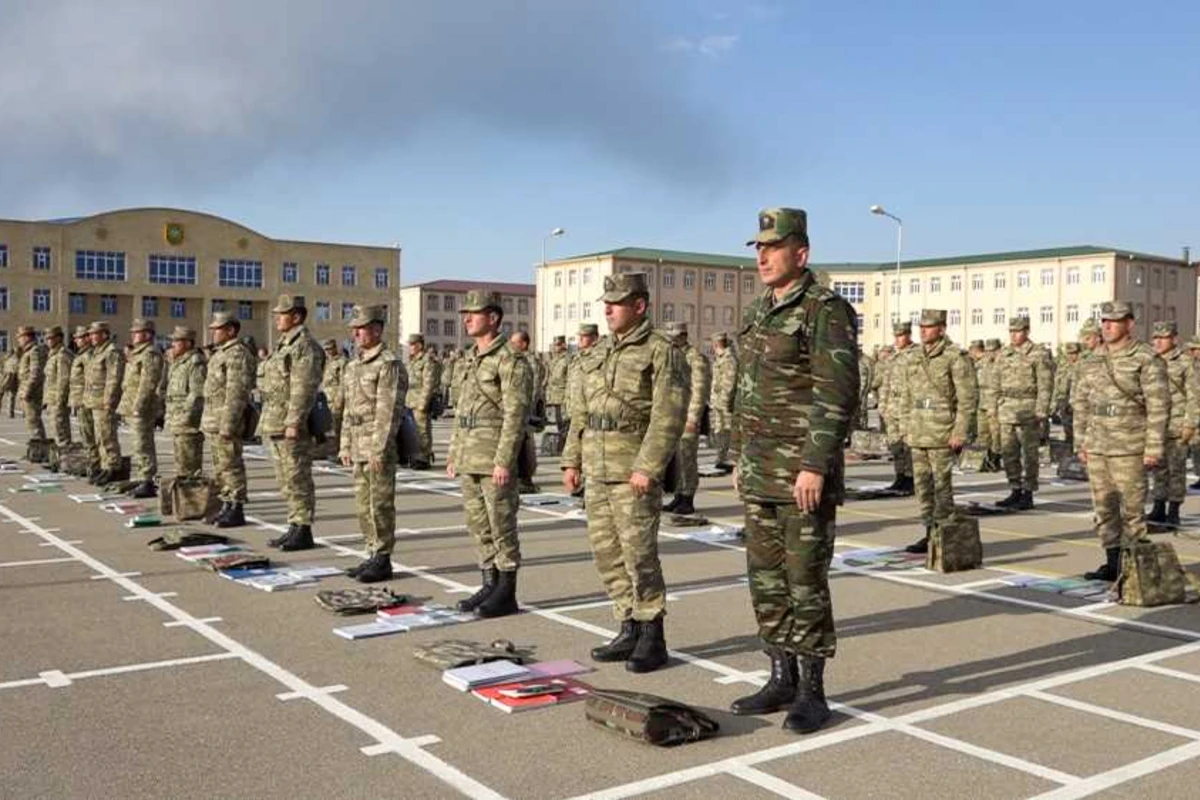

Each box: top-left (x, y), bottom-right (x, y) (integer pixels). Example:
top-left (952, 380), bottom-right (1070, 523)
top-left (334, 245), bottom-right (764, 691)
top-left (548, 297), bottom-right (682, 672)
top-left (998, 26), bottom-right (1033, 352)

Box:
top-left (443, 660), bottom-right (532, 691)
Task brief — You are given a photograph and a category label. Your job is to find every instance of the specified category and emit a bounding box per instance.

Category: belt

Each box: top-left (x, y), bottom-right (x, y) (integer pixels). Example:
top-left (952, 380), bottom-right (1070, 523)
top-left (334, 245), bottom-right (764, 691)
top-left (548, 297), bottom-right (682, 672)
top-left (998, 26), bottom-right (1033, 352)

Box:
top-left (585, 413), bottom-right (647, 433)
top-left (1002, 390), bottom-right (1037, 399)
top-left (1092, 404), bottom-right (1142, 418)
top-left (457, 415), bottom-right (500, 430)
top-left (913, 399), bottom-right (938, 410)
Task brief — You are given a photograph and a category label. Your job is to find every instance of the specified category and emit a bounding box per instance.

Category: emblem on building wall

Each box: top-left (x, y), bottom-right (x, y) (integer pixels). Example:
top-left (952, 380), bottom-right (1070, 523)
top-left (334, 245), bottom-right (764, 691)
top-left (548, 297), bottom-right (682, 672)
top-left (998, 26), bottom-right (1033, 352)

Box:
top-left (165, 223), bottom-right (185, 246)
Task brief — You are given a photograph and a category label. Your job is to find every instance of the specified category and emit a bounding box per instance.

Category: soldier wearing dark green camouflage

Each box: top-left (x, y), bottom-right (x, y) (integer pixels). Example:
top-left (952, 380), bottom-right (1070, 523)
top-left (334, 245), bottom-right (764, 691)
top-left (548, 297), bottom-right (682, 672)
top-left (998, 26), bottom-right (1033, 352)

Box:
top-left (321, 339), bottom-right (347, 459)
top-left (1147, 320), bottom-right (1198, 529)
top-left (546, 336), bottom-right (572, 437)
top-left (664, 322), bottom-right (711, 516)
top-left (1053, 342), bottom-right (1083, 451)
top-left (202, 312), bottom-right (256, 528)
top-left (728, 208), bottom-right (859, 736)
top-left (70, 327), bottom-right (99, 476)
top-left (562, 272), bottom-right (687, 674)
top-left (84, 321), bottom-right (124, 482)
top-left (991, 317), bottom-right (1053, 509)
top-left (882, 321), bottom-right (916, 493)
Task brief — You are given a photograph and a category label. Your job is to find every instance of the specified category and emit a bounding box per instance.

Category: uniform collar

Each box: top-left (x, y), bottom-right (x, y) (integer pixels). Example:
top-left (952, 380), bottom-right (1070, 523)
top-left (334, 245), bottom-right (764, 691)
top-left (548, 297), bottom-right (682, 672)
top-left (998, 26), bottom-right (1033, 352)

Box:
top-left (763, 270), bottom-right (816, 313)
top-left (613, 316), bottom-right (653, 348)
top-left (130, 341), bottom-right (151, 355)
top-left (279, 325), bottom-right (305, 346)
top-left (474, 334), bottom-right (506, 358)
top-left (358, 342), bottom-right (385, 362)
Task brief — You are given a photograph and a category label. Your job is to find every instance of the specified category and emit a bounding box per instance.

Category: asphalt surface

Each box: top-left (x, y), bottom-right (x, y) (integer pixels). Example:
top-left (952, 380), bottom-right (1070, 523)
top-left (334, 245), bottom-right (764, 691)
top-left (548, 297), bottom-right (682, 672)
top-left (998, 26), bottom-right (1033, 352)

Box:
top-left (2, 416), bottom-right (1200, 800)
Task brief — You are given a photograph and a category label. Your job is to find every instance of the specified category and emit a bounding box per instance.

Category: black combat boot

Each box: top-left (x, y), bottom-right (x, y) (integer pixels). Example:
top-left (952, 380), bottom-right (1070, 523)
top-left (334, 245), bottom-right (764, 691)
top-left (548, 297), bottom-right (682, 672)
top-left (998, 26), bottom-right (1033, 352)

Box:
top-left (268, 524), bottom-right (297, 549)
top-left (518, 479), bottom-right (540, 495)
top-left (91, 469), bottom-right (112, 486)
top-left (213, 502), bottom-right (232, 524)
top-left (730, 649), bottom-right (798, 715)
top-left (1016, 490), bottom-right (1034, 511)
top-left (995, 488), bottom-right (1023, 508)
top-left (476, 570), bottom-right (519, 618)
top-left (671, 495), bottom-right (696, 515)
top-left (1146, 500), bottom-right (1167, 524)
top-left (1167, 502), bottom-right (1182, 528)
top-left (783, 657), bottom-right (832, 734)
top-left (893, 475), bottom-right (914, 495)
top-left (216, 503), bottom-right (245, 529)
top-left (354, 552), bottom-right (393, 583)
top-left (1191, 479), bottom-right (1200, 490)
top-left (663, 494), bottom-right (681, 513)
top-left (457, 568), bottom-right (498, 613)
top-left (625, 616), bottom-right (669, 673)
top-left (129, 479), bottom-right (157, 499)
top-left (905, 527), bottom-right (931, 554)
top-left (345, 559), bottom-right (370, 578)
top-left (1084, 547), bottom-right (1121, 582)
top-left (591, 619), bottom-right (638, 662)
top-left (279, 524), bottom-right (315, 552)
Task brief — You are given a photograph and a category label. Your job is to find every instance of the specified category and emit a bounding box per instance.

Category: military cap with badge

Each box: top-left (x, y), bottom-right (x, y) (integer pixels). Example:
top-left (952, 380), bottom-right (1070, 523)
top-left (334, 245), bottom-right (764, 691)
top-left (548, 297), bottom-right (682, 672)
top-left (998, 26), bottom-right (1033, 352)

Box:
top-left (746, 207), bottom-right (809, 247)
top-left (600, 273), bottom-right (651, 303)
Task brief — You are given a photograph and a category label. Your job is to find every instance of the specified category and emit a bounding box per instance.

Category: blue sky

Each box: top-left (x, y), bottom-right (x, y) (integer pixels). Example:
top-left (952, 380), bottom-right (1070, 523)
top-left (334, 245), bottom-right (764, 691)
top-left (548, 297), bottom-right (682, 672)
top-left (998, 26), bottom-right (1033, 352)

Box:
top-left (3, 0), bottom-right (1198, 283)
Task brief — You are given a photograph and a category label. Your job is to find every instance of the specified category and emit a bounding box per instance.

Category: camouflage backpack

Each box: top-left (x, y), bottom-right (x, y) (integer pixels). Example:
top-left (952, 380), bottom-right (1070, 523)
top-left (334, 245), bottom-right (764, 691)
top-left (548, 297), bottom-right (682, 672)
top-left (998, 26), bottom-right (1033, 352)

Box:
top-left (1118, 541), bottom-right (1190, 607)
top-left (412, 639), bottom-right (534, 671)
top-left (25, 438), bottom-right (50, 465)
top-left (160, 476), bottom-right (221, 522)
top-left (584, 689), bottom-right (719, 747)
top-left (314, 587), bottom-right (407, 615)
top-left (927, 515), bottom-right (983, 573)
top-left (60, 443), bottom-right (89, 477)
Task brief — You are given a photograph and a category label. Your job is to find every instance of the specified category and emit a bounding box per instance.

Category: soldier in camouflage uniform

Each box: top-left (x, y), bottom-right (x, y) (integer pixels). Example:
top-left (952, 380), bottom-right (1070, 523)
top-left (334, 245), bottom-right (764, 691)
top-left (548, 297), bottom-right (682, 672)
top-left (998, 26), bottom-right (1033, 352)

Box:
top-left (84, 322), bottom-right (124, 483)
top-left (991, 317), bottom-right (1053, 509)
top-left (563, 272), bottom-right (686, 674)
top-left (340, 306), bottom-right (408, 583)
top-left (203, 312), bottom-right (256, 528)
top-left (507, 330), bottom-right (543, 494)
top-left (564, 323), bottom-right (600, 500)
top-left (855, 347), bottom-right (874, 431)
top-left (1189, 336), bottom-right (1200, 490)
top-left (897, 310), bottom-right (977, 553)
top-left (1053, 342), bottom-right (1083, 451)
top-left (546, 335), bottom-right (572, 443)
top-left (165, 327), bottom-right (206, 479)
top-left (710, 331), bottom-right (738, 473)
top-left (663, 322), bottom-right (711, 515)
top-left (321, 338), bottom-right (347, 460)
top-left (448, 290), bottom-right (532, 618)
top-left (259, 295), bottom-right (325, 551)
top-left (870, 345), bottom-right (893, 431)
top-left (440, 346), bottom-right (458, 410)
top-left (1147, 320), bottom-right (1198, 528)
top-left (882, 321), bottom-right (916, 493)
top-left (117, 319), bottom-right (165, 498)
top-left (975, 339), bottom-right (1004, 471)
top-left (1069, 319), bottom-right (1103, 455)
top-left (449, 346), bottom-right (469, 410)
top-left (0, 349), bottom-right (18, 418)
top-left (42, 326), bottom-right (72, 451)
top-left (69, 327), bottom-right (98, 474)
top-left (15, 326), bottom-right (47, 443)
top-left (1075, 302), bottom-right (1168, 581)
top-left (406, 333), bottom-right (441, 469)
top-left (727, 208), bottom-right (858, 735)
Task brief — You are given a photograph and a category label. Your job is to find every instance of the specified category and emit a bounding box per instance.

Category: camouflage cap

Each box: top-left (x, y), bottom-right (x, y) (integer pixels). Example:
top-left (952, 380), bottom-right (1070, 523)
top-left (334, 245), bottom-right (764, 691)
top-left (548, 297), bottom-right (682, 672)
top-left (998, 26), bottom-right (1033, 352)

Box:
top-left (459, 290), bottom-right (502, 314)
top-left (600, 272), bottom-right (650, 303)
top-left (1079, 318), bottom-right (1100, 337)
top-left (1008, 316), bottom-right (1030, 331)
top-left (208, 311), bottom-right (237, 329)
top-left (665, 321), bottom-right (689, 337)
top-left (747, 207), bottom-right (808, 247)
top-left (73, 325), bottom-right (90, 338)
top-left (87, 321), bottom-right (110, 334)
top-left (16, 325), bottom-right (37, 337)
top-left (322, 338), bottom-right (339, 349)
top-left (1152, 320), bottom-right (1178, 338)
top-left (346, 304), bottom-right (386, 328)
top-left (1188, 336), bottom-right (1200, 350)
top-left (1064, 342), bottom-right (1081, 354)
top-left (918, 309), bottom-right (947, 327)
top-left (1100, 300), bottom-right (1134, 321)
top-left (891, 319), bottom-right (912, 336)
top-left (129, 317), bottom-right (155, 333)
top-left (578, 323), bottom-right (600, 336)
top-left (43, 325), bottom-right (64, 339)
top-left (272, 294), bottom-right (305, 314)
top-left (553, 335), bottom-right (567, 344)
top-left (170, 326), bottom-right (196, 341)
top-left (407, 333), bottom-right (425, 345)
top-left (985, 338), bottom-right (1001, 351)
top-left (711, 331), bottom-right (729, 345)
top-left (969, 339), bottom-right (984, 349)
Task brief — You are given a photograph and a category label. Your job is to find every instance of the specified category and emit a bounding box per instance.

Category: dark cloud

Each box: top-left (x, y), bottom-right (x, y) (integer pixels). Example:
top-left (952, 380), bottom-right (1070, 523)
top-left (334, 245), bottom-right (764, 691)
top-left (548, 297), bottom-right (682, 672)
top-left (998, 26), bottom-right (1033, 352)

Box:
top-left (0, 0), bottom-right (734, 209)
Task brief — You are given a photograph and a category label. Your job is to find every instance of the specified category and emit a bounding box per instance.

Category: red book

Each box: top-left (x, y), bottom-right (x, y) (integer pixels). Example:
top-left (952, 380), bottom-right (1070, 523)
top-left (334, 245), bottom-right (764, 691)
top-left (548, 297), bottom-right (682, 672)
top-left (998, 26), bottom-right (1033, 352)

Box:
top-left (470, 678), bottom-right (592, 714)
top-left (376, 604), bottom-right (425, 619)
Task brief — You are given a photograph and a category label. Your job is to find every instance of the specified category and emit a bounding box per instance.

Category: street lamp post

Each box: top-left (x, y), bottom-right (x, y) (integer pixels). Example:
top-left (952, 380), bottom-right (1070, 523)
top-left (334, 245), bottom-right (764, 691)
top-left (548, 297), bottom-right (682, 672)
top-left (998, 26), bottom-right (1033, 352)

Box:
top-left (541, 227), bottom-right (565, 350)
top-left (870, 205), bottom-right (903, 323)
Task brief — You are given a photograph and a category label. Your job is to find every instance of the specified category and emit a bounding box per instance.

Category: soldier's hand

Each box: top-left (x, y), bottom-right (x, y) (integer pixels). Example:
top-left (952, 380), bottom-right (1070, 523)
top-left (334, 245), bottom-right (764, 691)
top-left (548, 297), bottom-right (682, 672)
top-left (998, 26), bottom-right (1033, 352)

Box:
top-left (628, 471), bottom-right (652, 497)
top-left (369, 455), bottom-right (383, 473)
top-left (341, 455), bottom-right (352, 467)
top-left (1079, 449), bottom-right (1088, 465)
top-left (445, 461), bottom-right (456, 478)
top-left (1183, 427), bottom-right (1196, 445)
top-left (948, 436), bottom-right (965, 453)
top-left (563, 467), bottom-right (581, 493)
top-left (732, 466), bottom-right (739, 494)
top-left (684, 420), bottom-right (698, 435)
top-left (493, 465), bottom-right (511, 487)
top-left (794, 470), bottom-right (824, 513)
top-left (1144, 455), bottom-right (1160, 469)
top-left (285, 425), bottom-right (299, 440)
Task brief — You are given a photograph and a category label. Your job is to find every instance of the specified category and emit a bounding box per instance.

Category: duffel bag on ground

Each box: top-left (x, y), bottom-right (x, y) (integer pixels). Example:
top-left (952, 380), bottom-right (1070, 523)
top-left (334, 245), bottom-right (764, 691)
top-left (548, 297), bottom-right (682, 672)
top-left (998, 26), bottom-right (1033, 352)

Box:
top-left (584, 689), bottom-right (719, 746)
top-left (927, 514), bottom-right (983, 573)
top-left (25, 437), bottom-right (51, 464)
top-left (160, 475), bottom-right (221, 522)
top-left (1118, 540), bottom-right (1191, 607)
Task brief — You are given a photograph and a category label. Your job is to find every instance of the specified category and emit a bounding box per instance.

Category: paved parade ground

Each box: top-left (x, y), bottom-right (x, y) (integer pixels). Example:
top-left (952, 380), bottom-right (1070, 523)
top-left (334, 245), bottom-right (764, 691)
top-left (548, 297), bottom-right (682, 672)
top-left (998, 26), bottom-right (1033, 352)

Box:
top-left (3, 416), bottom-right (1200, 800)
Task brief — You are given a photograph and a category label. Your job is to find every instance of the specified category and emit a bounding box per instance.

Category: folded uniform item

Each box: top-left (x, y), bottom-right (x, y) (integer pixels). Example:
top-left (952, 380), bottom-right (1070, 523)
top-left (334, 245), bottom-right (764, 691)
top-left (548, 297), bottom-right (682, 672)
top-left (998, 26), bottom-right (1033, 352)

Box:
top-left (204, 552), bottom-right (270, 572)
top-left (148, 528), bottom-right (231, 552)
top-left (669, 514), bottom-right (710, 527)
top-left (314, 587), bottom-right (408, 615)
top-left (412, 639), bottom-right (535, 671)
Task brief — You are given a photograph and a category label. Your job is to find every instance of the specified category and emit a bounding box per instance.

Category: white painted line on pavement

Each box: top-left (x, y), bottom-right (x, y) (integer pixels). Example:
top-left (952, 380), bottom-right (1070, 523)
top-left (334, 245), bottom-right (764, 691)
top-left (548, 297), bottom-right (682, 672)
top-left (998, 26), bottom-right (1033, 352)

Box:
top-left (1136, 663), bottom-right (1200, 685)
top-left (39, 670), bottom-right (72, 688)
top-left (39, 539), bottom-right (80, 546)
top-left (163, 617), bottom-right (222, 628)
top-left (1027, 689), bottom-right (1200, 740)
top-left (121, 592), bottom-right (178, 601)
top-left (277, 684), bottom-right (347, 701)
top-left (726, 765), bottom-right (826, 799)
top-left (0, 654), bottom-right (241, 691)
top-left (1027, 740), bottom-right (1200, 800)
top-left (91, 571), bottom-right (141, 580)
top-left (0, 556), bottom-right (76, 568)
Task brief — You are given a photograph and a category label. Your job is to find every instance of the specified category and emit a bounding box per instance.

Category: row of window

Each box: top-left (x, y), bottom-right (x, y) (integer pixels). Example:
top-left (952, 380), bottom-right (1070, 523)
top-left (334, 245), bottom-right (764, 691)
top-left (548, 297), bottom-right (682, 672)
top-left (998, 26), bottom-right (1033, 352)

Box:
top-left (424, 319), bottom-right (528, 338)
top-left (551, 301), bottom-right (743, 326)
top-left (870, 303), bottom-right (1178, 330)
top-left (554, 267), bottom-right (756, 295)
top-left (880, 265), bottom-right (1117, 297)
top-left (425, 294), bottom-right (530, 315)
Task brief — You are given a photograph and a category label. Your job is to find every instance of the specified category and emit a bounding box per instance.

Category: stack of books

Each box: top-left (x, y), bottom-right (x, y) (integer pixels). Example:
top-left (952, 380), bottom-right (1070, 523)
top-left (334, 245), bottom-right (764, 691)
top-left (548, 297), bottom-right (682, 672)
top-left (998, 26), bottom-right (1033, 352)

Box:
top-left (220, 565), bottom-right (344, 592)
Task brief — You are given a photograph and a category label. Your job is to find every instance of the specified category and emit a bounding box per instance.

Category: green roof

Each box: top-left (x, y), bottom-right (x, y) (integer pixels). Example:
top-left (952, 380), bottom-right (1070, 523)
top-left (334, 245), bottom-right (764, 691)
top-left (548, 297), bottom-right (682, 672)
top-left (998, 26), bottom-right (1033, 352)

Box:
top-left (553, 247), bottom-right (755, 269)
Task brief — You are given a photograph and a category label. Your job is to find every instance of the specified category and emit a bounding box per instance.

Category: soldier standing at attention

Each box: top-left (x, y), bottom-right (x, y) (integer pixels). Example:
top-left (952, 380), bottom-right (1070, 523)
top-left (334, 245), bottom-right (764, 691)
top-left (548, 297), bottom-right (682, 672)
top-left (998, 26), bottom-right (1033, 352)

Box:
top-left (321, 339), bottom-right (347, 459)
top-left (0, 349), bottom-right (18, 418)
top-left (508, 330), bottom-right (542, 494)
top-left (991, 317), bottom-right (1053, 510)
top-left (117, 319), bottom-right (164, 498)
top-left (406, 333), bottom-right (440, 470)
top-left (1147, 321), bottom-right (1198, 528)
top-left (165, 327), bottom-right (206, 480)
top-left (564, 323), bottom-right (600, 499)
top-left (563, 273), bottom-right (686, 673)
top-left (1189, 336), bottom-right (1200, 490)
top-left (340, 305), bottom-right (407, 583)
top-left (728, 208), bottom-right (858, 735)
top-left (43, 326), bottom-right (73, 453)
top-left (203, 313), bottom-right (256, 528)
top-left (16, 326), bottom-right (47, 444)
top-left (882, 321), bottom-right (916, 494)
top-left (85, 322), bottom-right (124, 484)
top-left (546, 335), bottom-right (573, 442)
top-left (448, 291), bottom-right (532, 618)
top-left (1069, 320), bottom-right (1103, 459)
top-left (664, 322), bottom-right (711, 516)
top-left (978, 339), bottom-right (1004, 471)
top-left (260, 296), bottom-right (325, 551)
top-left (897, 310), bottom-right (977, 553)
top-left (709, 332), bottom-right (738, 474)
top-left (69, 327), bottom-right (97, 476)
top-left (1075, 302), bottom-right (1168, 581)
top-left (1054, 342), bottom-right (1083, 452)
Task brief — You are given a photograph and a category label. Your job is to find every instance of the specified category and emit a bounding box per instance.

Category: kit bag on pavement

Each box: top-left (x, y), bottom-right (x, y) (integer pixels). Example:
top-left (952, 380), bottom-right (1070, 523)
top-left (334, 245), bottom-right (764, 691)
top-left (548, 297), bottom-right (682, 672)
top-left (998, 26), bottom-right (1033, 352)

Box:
top-left (584, 689), bottom-right (720, 746)
top-left (1117, 540), bottom-right (1192, 607)
top-left (160, 475), bottom-right (221, 522)
top-left (927, 514), bottom-right (983, 573)
top-left (25, 437), bottom-right (50, 464)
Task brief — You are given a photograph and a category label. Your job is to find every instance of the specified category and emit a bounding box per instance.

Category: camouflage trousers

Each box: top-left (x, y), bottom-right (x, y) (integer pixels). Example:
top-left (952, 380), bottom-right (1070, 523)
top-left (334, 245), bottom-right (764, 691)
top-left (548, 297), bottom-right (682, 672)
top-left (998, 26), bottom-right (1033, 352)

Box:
top-left (710, 409), bottom-right (733, 465)
top-left (745, 497), bottom-right (837, 659)
top-left (90, 408), bottom-right (121, 469)
top-left (354, 455), bottom-right (397, 556)
top-left (460, 473), bottom-right (521, 571)
top-left (329, 409), bottom-right (344, 460)
top-left (23, 400), bottom-right (45, 440)
top-left (4, 389), bottom-right (14, 417)
top-left (1001, 421), bottom-right (1040, 492)
top-left (1060, 408), bottom-right (1074, 451)
top-left (48, 401), bottom-right (71, 447)
top-left (981, 410), bottom-right (1001, 453)
top-left (912, 446), bottom-right (956, 527)
top-left (585, 480), bottom-right (666, 621)
top-left (887, 439), bottom-right (913, 479)
top-left (547, 404), bottom-right (567, 434)
top-left (75, 406), bottom-right (99, 471)
top-left (172, 432), bottom-right (204, 479)
top-left (1151, 437), bottom-right (1188, 504)
top-left (210, 435), bottom-right (247, 503)
top-left (413, 407), bottom-right (434, 464)
top-left (129, 414), bottom-right (158, 481)
top-left (269, 434), bottom-right (315, 525)
top-left (676, 431), bottom-right (700, 495)
top-left (1088, 453), bottom-right (1147, 549)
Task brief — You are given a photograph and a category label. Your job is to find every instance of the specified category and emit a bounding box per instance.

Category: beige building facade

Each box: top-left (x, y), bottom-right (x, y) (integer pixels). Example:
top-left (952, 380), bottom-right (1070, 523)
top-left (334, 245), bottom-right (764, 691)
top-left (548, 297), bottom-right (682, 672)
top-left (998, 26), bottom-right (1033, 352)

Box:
top-left (398, 280), bottom-right (535, 355)
top-left (0, 207), bottom-right (400, 353)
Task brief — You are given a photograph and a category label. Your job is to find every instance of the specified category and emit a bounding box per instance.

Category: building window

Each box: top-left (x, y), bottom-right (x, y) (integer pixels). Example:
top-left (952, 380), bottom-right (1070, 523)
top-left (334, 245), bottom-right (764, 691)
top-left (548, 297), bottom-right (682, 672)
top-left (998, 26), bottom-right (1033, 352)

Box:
top-left (993, 308), bottom-right (1005, 325)
top-left (69, 293), bottom-right (85, 314)
top-left (502, 297), bottom-right (513, 314)
top-left (33, 246), bottom-right (51, 270)
top-left (1151, 304), bottom-right (1161, 322)
top-left (662, 303), bottom-right (675, 322)
top-left (443, 320), bottom-right (456, 337)
top-left (211, 299), bottom-right (226, 313)
top-left (1066, 305), bottom-right (1079, 323)
top-left (568, 270), bottom-right (577, 287)
top-left (0, 287), bottom-right (7, 311)
top-left (874, 282), bottom-right (881, 297)
top-left (443, 296), bottom-right (455, 312)
top-left (341, 265), bottom-right (357, 286)
top-left (1169, 270), bottom-right (1178, 291)
top-left (373, 267), bottom-right (390, 290)
top-left (1066, 267), bottom-right (1080, 286)
top-left (1016, 306), bottom-right (1029, 320)
top-left (1092, 265), bottom-right (1106, 284)
top-left (426, 319), bottom-right (438, 336)
top-left (567, 303), bottom-right (577, 320)
top-left (142, 297), bottom-right (158, 318)
top-left (0, 245), bottom-right (7, 268)
top-left (0, 331), bottom-right (6, 351)
top-left (723, 274), bottom-right (735, 292)
top-left (1134, 302), bottom-right (1144, 320)
top-left (833, 282), bottom-right (865, 304)
top-left (1041, 268), bottom-right (1054, 287)
top-left (662, 269), bottom-right (675, 289)
top-left (704, 273), bottom-right (716, 291)
top-left (929, 277), bottom-right (941, 294)
top-left (684, 304), bottom-right (695, 322)
top-left (100, 294), bottom-right (117, 315)
top-left (971, 274), bottom-right (983, 291)
top-left (553, 304), bottom-right (562, 321)
top-left (238, 301), bottom-right (253, 321)
top-left (1040, 306), bottom-right (1053, 324)
top-left (316, 264), bottom-right (330, 285)
top-left (1168, 305), bottom-right (1176, 321)
top-left (684, 271), bottom-right (696, 290)
top-left (148, 254), bottom-right (197, 285)
top-left (517, 322), bottom-right (528, 333)
top-left (1131, 266), bottom-right (1145, 287)
top-left (1090, 303), bottom-right (1101, 321)
top-left (909, 278), bottom-right (920, 294)
top-left (282, 262), bottom-right (299, 284)
top-left (517, 298), bottom-right (529, 315)
top-left (971, 308), bottom-right (983, 325)
top-left (170, 298), bottom-right (186, 318)
top-left (873, 314), bottom-right (881, 329)
top-left (75, 250), bottom-right (126, 281)
top-left (553, 272), bottom-right (562, 288)
top-left (910, 311), bottom-right (921, 326)
top-left (703, 305), bottom-right (715, 324)
top-left (341, 302), bottom-right (355, 321)
top-left (723, 306), bottom-right (735, 324)
top-left (890, 279), bottom-right (899, 296)
top-left (743, 276), bottom-right (754, 294)
top-left (315, 301), bottom-right (331, 321)
top-left (1017, 270), bottom-right (1030, 288)
top-left (582, 267), bottom-right (592, 284)
top-left (426, 294), bottom-right (439, 310)
top-left (948, 310), bottom-right (961, 326)
top-left (582, 302), bottom-right (591, 319)
top-left (31, 289), bottom-right (51, 312)
top-left (218, 259), bottom-right (263, 288)
top-left (993, 273), bottom-right (1006, 290)
top-left (501, 322), bottom-right (513, 336)
top-left (950, 275), bottom-right (962, 292)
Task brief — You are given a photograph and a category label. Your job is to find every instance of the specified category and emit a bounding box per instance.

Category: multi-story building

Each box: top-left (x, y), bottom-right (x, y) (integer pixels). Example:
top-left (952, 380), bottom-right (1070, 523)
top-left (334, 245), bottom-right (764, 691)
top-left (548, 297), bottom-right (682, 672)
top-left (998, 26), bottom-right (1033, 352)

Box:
top-left (0, 207), bottom-right (400, 352)
top-left (398, 280), bottom-right (535, 355)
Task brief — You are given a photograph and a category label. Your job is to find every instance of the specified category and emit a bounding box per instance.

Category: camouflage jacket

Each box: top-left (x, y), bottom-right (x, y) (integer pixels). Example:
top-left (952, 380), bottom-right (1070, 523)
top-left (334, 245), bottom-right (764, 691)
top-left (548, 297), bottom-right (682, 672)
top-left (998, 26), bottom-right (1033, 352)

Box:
top-left (322, 354), bottom-right (348, 414)
top-left (258, 324), bottom-right (324, 436)
top-left (976, 354), bottom-right (997, 411)
top-left (992, 340), bottom-right (1053, 424)
top-left (405, 350), bottom-right (441, 412)
top-left (117, 342), bottom-right (164, 419)
top-left (682, 345), bottom-right (712, 426)
top-left (1160, 346), bottom-right (1199, 438)
top-left (440, 356), bottom-right (458, 392)
top-left (546, 351), bottom-right (573, 405)
top-left (449, 335), bottom-right (531, 474)
top-left (69, 346), bottom-right (90, 409)
top-left (562, 317), bottom-right (687, 483)
top-left (84, 339), bottom-right (123, 411)
top-left (0, 351), bottom-right (17, 394)
top-left (896, 336), bottom-right (977, 447)
top-left (166, 348), bottom-right (206, 434)
top-left (1052, 358), bottom-right (1080, 413)
top-left (17, 341), bottom-right (47, 404)
top-left (44, 344), bottom-right (72, 408)
top-left (565, 344), bottom-right (596, 422)
top-left (1070, 349), bottom-right (1103, 449)
top-left (711, 349), bottom-right (738, 413)
top-left (882, 343), bottom-right (918, 424)
top-left (339, 342), bottom-right (407, 463)
top-left (1075, 339), bottom-right (1168, 457)
top-left (856, 354), bottom-right (874, 423)
top-left (731, 272), bottom-right (859, 503)
top-left (201, 338), bottom-right (256, 437)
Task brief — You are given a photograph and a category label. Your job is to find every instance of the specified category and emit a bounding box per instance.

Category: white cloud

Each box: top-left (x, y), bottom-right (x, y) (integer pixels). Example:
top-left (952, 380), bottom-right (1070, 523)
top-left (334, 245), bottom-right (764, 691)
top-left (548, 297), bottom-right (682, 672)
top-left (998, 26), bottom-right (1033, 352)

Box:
top-left (662, 33), bottom-right (739, 58)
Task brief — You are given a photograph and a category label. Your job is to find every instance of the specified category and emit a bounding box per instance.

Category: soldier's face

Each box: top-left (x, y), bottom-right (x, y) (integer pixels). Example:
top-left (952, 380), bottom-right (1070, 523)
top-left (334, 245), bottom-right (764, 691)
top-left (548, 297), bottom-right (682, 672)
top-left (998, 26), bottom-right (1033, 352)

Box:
top-left (604, 296), bottom-right (646, 335)
top-left (132, 330), bottom-right (152, 344)
top-left (1083, 333), bottom-right (1100, 350)
top-left (354, 323), bottom-right (382, 350)
top-left (893, 334), bottom-right (910, 349)
top-left (554, 341), bottom-right (565, 353)
top-left (1153, 336), bottom-right (1172, 355)
top-left (211, 326), bottom-right (233, 345)
top-left (918, 324), bottom-right (942, 345)
top-left (171, 339), bottom-right (190, 357)
top-left (461, 310), bottom-right (494, 338)
top-left (275, 311), bottom-right (299, 333)
top-left (89, 331), bottom-right (104, 347)
top-left (755, 239), bottom-right (809, 290)
top-left (580, 334), bottom-right (597, 349)
top-left (1010, 330), bottom-right (1028, 346)
top-left (1101, 318), bottom-right (1133, 343)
